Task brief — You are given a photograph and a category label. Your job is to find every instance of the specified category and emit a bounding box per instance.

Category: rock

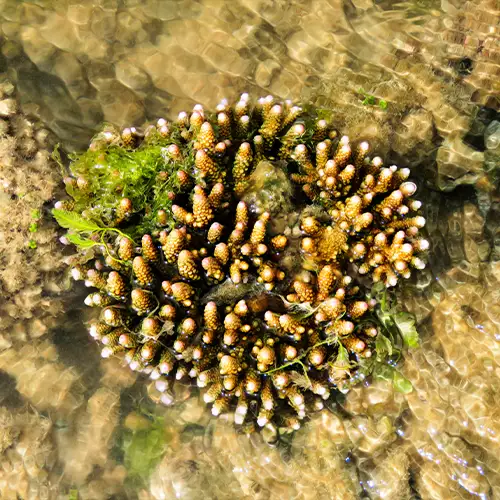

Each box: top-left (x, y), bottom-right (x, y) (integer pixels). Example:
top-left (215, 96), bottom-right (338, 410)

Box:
top-left (90, 8), bottom-right (117, 40)
top-left (97, 80), bottom-right (145, 125)
top-left (20, 26), bottom-right (57, 69)
top-left (392, 108), bottom-right (435, 165)
top-left (115, 11), bottom-right (147, 46)
top-left (141, 0), bottom-right (180, 21)
top-left (202, 43), bottom-right (252, 77)
top-left (255, 59), bottom-right (280, 87)
top-left (161, 20), bottom-right (208, 55)
top-left (0, 97), bottom-right (16, 117)
top-left (53, 51), bottom-right (85, 88)
top-left (115, 59), bottom-right (151, 92)
top-left (87, 60), bottom-right (116, 91)
top-left (66, 4), bottom-right (93, 26)
top-left (40, 13), bottom-right (80, 53)
top-left (485, 120), bottom-right (500, 151)
top-left (0, 79), bottom-right (15, 98)
top-left (143, 51), bottom-right (186, 98)
top-left (435, 132), bottom-right (485, 191)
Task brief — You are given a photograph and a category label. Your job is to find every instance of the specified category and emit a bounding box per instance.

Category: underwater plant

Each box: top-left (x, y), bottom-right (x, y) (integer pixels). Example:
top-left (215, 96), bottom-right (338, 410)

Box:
top-left (54, 94), bottom-right (428, 434)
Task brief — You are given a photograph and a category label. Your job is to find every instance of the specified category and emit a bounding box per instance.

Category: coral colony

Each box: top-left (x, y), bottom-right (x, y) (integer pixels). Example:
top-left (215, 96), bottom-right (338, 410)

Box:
top-left (54, 94), bottom-right (428, 433)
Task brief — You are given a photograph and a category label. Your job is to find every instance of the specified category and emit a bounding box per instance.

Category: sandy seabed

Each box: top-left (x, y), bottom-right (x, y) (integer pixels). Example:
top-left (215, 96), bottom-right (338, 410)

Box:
top-left (0, 0), bottom-right (499, 498)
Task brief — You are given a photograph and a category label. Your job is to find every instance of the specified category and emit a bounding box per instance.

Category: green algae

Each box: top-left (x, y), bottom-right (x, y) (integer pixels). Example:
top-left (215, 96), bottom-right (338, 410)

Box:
top-left (52, 208), bottom-right (133, 256)
top-left (360, 283), bottom-right (418, 393)
top-left (31, 208), bottom-right (41, 219)
top-left (333, 283), bottom-right (418, 394)
top-left (120, 411), bottom-right (169, 486)
top-left (68, 144), bottom-right (183, 234)
top-left (373, 282), bottom-right (420, 350)
top-left (53, 126), bottom-right (200, 245)
top-left (358, 88), bottom-right (388, 110)
top-left (266, 283), bottom-right (419, 395)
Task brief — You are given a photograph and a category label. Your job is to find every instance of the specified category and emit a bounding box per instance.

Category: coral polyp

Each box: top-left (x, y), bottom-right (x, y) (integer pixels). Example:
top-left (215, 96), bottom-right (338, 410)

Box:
top-left (55, 93), bottom-right (428, 433)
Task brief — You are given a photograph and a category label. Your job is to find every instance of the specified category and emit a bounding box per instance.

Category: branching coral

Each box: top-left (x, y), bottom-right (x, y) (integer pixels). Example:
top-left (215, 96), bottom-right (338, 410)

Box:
top-left (54, 94), bottom-right (428, 433)
top-left (293, 137), bottom-right (428, 286)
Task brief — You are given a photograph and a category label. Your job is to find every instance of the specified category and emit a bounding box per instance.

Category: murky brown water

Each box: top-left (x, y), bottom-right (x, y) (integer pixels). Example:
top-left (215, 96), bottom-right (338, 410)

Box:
top-left (0, 0), bottom-right (499, 498)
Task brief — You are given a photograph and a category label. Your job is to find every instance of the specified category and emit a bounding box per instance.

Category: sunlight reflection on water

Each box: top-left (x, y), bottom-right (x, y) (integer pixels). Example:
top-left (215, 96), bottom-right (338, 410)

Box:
top-left (0, 0), bottom-right (499, 498)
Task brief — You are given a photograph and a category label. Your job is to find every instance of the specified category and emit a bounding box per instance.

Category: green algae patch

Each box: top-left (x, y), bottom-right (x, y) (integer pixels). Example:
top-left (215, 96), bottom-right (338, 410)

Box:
top-left (360, 283), bottom-right (418, 393)
top-left (53, 126), bottom-right (197, 245)
top-left (68, 489), bottom-right (79, 500)
top-left (68, 145), bottom-right (177, 227)
top-left (265, 282), bottom-right (420, 396)
top-left (374, 282), bottom-right (420, 350)
top-left (358, 88), bottom-right (389, 110)
top-left (52, 208), bottom-right (134, 257)
top-left (120, 412), bottom-right (169, 486)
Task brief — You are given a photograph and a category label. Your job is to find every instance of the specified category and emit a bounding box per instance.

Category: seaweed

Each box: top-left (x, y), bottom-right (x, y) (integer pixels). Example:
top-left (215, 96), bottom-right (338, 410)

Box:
top-left (360, 283), bottom-right (419, 393)
top-left (52, 208), bottom-right (133, 259)
top-left (358, 88), bottom-right (389, 110)
top-left (120, 410), bottom-right (169, 486)
top-left (269, 283), bottom-right (419, 396)
top-left (54, 125), bottom-right (196, 241)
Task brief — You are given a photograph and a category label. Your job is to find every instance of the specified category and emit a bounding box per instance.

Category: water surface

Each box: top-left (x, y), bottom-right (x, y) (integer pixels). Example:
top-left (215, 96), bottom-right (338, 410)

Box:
top-left (0, 0), bottom-right (499, 498)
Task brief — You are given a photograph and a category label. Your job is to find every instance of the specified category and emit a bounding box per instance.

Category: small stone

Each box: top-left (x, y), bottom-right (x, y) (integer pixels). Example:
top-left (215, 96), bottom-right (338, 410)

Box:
top-left (40, 13), bottom-right (80, 52)
top-left (97, 80), bottom-right (145, 125)
top-left (123, 411), bottom-right (151, 431)
top-left (0, 119), bottom-right (9, 136)
top-left (255, 59), bottom-right (280, 88)
top-left (116, 12), bottom-right (146, 45)
top-left (143, 52), bottom-right (185, 97)
top-left (90, 8), bottom-right (117, 40)
top-left (485, 120), bottom-right (500, 151)
top-left (202, 43), bottom-right (250, 77)
top-left (67, 4), bottom-right (93, 25)
top-left (436, 132), bottom-right (485, 190)
top-left (53, 52), bottom-right (85, 87)
top-left (115, 60), bottom-right (150, 92)
top-left (142, 0), bottom-right (179, 21)
top-left (87, 61), bottom-right (116, 92)
top-left (0, 80), bottom-right (15, 99)
top-left (0, 99), bottom-right (17, 117)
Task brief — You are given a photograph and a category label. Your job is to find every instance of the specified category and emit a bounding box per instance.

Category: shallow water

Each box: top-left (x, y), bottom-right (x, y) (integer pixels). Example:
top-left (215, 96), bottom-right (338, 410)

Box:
top-left (0, 0), bottom-right (499, 499)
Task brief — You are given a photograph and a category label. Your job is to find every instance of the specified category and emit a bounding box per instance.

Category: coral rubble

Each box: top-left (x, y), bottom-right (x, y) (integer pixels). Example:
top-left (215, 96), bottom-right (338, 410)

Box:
top-left (55, 94), bottom-right (428, 432)
top-left (0, 406), bottom-right (58, 499)
top-left (0, 76), bottom-right (70, 351)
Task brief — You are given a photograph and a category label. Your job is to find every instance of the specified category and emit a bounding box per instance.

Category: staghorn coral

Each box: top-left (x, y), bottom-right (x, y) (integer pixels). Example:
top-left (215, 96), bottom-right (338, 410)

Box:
top-left (54, 94), bottom-right (428, 433)
top-left (291, 136), bottom-right (428, 286)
